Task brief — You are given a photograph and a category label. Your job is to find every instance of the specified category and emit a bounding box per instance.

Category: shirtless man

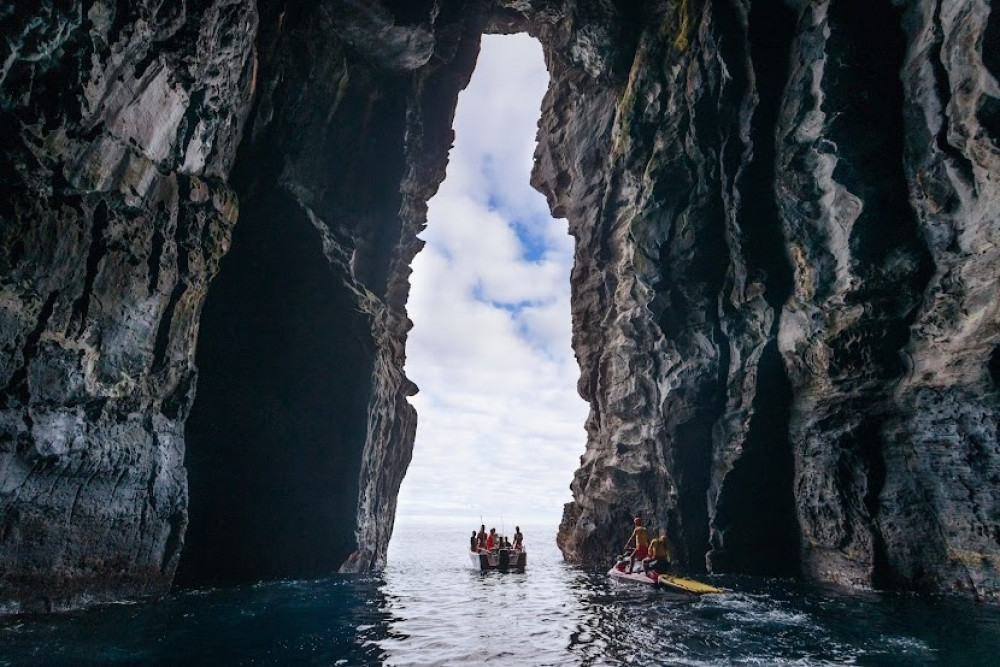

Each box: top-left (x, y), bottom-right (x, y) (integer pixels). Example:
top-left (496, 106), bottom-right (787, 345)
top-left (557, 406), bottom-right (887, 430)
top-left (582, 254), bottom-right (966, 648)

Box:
top-left (477, 524), bottom-right (487, 550)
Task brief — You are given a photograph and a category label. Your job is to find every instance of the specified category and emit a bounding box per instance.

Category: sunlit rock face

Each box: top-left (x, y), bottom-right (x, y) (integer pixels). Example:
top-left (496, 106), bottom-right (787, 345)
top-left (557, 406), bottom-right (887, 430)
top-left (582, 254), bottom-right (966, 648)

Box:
top-left (1, 0), bottom-right (999, 613)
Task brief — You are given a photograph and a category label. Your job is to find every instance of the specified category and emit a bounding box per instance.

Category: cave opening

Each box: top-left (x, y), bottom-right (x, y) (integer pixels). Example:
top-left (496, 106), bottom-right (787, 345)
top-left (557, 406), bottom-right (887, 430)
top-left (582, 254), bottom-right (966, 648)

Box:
top-left (176, 15), bottom-right (413, 584)
top-left (176, 181), bottom-right (379, 587)
top-left (393, 34), bottom-right (588, 534)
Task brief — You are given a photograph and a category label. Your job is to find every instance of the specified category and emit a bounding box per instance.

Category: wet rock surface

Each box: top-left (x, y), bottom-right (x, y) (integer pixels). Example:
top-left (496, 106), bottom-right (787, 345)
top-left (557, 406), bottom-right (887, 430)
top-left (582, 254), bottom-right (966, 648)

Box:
top-left (2, 0), bottom-right (999, 612)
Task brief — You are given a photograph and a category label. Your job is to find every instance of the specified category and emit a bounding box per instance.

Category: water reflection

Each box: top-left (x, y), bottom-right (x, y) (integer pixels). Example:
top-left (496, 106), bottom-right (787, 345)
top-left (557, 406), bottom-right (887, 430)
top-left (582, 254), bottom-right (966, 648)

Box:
top-left (2, 525), bottom-right (1000, 665)
top-left (378, 525), bottom-right (1000, 666)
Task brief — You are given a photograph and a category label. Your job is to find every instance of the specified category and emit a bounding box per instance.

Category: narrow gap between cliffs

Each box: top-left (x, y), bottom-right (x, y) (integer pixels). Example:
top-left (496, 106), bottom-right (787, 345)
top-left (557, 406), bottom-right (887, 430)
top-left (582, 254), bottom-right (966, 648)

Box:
top-left (392, 34), bottom-right (588, 540)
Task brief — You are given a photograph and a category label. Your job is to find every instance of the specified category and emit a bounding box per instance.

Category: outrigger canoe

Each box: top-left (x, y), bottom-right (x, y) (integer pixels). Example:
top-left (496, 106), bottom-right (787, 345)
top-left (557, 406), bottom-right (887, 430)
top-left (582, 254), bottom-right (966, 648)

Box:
top-left (608, 566), bottom-right (724, 596)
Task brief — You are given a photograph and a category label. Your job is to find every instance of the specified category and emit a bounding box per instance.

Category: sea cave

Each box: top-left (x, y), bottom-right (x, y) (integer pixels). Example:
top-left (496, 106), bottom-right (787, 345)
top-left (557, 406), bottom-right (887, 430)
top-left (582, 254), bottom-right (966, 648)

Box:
top-left (1, 0), bottom-right (999, 614)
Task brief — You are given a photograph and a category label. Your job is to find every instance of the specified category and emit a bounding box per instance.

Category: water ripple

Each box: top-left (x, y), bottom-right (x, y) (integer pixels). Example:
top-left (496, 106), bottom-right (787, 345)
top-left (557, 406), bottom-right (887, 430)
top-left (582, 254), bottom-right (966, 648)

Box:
top-left (1, 524), bottom-right (999, 664)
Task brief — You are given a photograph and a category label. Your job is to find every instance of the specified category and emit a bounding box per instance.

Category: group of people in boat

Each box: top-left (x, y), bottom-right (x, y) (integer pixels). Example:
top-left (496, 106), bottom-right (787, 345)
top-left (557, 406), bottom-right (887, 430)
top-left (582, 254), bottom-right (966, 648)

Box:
top-left (470, 524), bottom-right (524, 552)
top-left (620, 516), bottom-right (672, 575)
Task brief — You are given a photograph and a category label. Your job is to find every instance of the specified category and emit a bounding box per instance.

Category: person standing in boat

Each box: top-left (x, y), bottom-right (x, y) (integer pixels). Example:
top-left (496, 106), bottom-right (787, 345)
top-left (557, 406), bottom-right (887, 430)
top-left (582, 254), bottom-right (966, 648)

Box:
top-left (477, 525), bottom-right (487, 550)
top-left (470, 530), bottom-right (479, 552)
top-left (486, 528), bottom-right (497, 551)
top-left (625, 517), bottom-right (649, 573)
top-left (512, 526), bottom-right (524, 550)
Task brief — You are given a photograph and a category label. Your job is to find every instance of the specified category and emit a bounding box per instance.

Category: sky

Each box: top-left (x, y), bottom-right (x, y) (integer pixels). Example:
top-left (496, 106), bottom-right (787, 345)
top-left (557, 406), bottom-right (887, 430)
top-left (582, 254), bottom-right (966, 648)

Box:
top-left (395, 35), bottom-right (590, 530)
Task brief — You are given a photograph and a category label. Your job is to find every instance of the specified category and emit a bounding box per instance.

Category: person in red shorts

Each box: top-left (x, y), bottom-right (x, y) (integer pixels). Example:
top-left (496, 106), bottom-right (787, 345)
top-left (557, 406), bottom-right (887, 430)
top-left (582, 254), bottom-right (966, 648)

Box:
top-left (477, 524), bottom-right (487, 550)
top-left (625, 517), bottom-right (650, 573)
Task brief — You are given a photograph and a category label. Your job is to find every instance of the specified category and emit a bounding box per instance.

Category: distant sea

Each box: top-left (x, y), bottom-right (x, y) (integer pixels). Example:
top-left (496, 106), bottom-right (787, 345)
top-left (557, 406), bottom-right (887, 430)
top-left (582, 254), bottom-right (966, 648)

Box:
top-left (3, 521), bottom-right (1000, 665)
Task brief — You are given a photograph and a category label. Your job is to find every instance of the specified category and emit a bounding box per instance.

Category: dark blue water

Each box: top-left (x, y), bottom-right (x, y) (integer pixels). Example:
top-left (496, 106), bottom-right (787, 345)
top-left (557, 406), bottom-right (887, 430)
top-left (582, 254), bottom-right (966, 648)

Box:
top-left (3, 522), bottom-right (1000, 665)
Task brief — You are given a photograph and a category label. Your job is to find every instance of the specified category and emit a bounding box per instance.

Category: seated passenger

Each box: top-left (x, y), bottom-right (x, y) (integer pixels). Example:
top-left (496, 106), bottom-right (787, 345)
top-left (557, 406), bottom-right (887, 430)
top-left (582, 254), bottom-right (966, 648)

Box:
top-left (644, 531), bottom-right (673, 575)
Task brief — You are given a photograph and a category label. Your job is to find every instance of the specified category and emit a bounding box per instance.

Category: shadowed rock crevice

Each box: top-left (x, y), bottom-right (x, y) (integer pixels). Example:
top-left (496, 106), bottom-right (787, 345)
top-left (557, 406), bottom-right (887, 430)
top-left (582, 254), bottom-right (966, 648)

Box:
top-left (712, 342), bottom-right (798, 575)
top-left (178, 188), bottom-right (374, 586)
top-left (825, 0), bottom-right (935, 382)
top-left (705, 0), bottom-right (799, 577)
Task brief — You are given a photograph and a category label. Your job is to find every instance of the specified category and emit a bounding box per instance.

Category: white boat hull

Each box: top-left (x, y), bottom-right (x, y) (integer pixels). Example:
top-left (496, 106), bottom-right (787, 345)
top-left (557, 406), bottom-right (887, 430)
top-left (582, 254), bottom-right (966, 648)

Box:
top-left (469, 549), bottom-right (526, 572)
top-left (608, 565), bottom-right (725, 596)
top-left (608, 566), bottom-right (659, 586)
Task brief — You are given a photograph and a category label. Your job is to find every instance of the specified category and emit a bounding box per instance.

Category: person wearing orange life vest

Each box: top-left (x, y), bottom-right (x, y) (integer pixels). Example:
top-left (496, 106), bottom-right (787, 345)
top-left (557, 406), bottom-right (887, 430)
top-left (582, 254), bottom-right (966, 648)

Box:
top-left (625, 517), bottom-right (649, 573)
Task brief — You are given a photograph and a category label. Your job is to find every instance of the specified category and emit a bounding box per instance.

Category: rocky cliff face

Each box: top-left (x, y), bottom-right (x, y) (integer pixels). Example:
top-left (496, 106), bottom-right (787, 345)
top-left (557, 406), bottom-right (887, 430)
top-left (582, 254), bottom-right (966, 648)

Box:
top-left (552, 0), bottom-right (1000, 602)
top-left (0, 0), bottom-right (256, 612)
top-left (1, 0), bottom-right (998, 612)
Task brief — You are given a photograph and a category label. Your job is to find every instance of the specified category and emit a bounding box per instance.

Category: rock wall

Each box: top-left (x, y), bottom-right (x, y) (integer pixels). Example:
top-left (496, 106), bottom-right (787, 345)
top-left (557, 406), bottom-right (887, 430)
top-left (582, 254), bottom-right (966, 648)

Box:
top-left (775, 0), bottom-right (1000, 596)
top-left (550, 0), bottom-right (803, 576)
top-left (1, 0), bottom-right (999, 612)
top-left (0, 0), bottom-right (256, 612)
top-left (179, 0), bottom-right (485, 582)
top-left (554, 0), bottom-right (1000, 601)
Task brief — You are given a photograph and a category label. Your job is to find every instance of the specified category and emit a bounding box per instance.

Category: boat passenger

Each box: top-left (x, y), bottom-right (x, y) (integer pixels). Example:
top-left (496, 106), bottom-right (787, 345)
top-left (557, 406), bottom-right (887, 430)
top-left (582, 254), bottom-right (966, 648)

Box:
top-left (625, 517), bottom-right (649, 573)
top-left (470, 531), bottom-right (479, 552)
top-left (486, 528), bottom-right (497, 551)
top-left (478, 525), bottom-right (487, 549)
top-left (512, 526), bottom-right (523, 550)
top-left (643, 531), bottom-right (673, 575)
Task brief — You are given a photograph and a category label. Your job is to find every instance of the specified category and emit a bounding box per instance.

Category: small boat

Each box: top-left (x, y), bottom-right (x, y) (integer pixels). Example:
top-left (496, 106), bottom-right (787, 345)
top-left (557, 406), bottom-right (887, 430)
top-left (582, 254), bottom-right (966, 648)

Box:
top-left (470, 548), bottom-right (527, 572)
top-left (608, 566), bottom-right (660, 586)
top-left (608, 563), bottom-right (723, 596)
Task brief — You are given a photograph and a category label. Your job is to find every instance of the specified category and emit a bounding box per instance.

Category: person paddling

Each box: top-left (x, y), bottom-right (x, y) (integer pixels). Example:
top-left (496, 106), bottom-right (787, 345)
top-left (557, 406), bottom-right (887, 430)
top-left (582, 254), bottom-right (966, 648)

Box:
top-left (625, 517), bottom-right (649, 573)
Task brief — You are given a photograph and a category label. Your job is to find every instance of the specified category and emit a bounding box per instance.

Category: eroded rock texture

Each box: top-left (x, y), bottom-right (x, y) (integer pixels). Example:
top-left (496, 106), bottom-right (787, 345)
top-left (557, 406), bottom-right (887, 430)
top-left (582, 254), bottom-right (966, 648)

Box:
top-left (179, 0), bottom-right (484, 583)
top-left (1, 0), bottom-right (999, 612)
top-left (0, 0), bottom-right (256, 612)
top-left (555, 0), bottom-right (1000, 602)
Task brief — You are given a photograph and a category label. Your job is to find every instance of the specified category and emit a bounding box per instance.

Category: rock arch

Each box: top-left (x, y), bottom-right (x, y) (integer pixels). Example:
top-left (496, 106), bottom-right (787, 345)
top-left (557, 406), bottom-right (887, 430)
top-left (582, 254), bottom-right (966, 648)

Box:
top-left (1, 0), bottom-right (999, 611)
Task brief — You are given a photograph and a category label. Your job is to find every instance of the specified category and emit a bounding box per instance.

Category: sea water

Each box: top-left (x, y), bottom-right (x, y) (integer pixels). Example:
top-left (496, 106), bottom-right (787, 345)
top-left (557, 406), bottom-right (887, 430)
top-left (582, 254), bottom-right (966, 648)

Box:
top-left (3, 521), bottom-right (1000, 665)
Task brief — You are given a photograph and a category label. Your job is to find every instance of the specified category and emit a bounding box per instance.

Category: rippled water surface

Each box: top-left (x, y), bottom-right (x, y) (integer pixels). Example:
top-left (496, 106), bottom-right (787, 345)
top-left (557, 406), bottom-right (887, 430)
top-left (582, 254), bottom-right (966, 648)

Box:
top-left (3, 522), bottom-right (1000, 665)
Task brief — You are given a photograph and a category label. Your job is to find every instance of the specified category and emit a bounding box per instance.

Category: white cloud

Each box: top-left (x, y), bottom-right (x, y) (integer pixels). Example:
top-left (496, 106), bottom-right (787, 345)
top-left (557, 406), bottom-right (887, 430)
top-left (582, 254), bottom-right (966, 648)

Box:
top-left (397, 35), bottom-right (589, 529)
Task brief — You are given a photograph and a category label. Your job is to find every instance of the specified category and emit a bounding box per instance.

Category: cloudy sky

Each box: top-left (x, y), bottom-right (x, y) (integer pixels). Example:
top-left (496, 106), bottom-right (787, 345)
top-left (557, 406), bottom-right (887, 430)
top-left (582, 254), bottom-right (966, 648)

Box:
top-left (395, 35), bottom-right (589, 529)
